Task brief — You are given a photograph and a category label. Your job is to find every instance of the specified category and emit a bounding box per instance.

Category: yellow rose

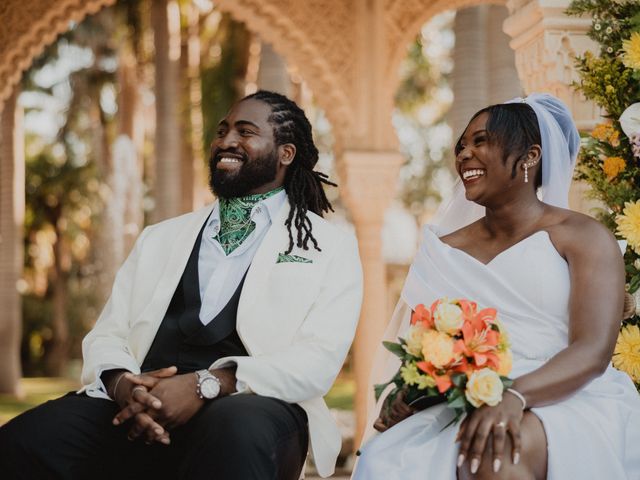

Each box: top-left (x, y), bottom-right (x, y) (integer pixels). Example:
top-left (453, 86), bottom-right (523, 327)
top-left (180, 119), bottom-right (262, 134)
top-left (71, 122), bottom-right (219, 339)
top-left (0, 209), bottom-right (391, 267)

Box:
top-left (497, 350), bottom-right (513, 377)
top-left (465, 368), bottom-right (504, 407)
top-left (421, 330), bottom-right (458, 368)
top-left (433, 301), bottom-right (464, 335)
top-left (403, 324), bottom-right (427, 357)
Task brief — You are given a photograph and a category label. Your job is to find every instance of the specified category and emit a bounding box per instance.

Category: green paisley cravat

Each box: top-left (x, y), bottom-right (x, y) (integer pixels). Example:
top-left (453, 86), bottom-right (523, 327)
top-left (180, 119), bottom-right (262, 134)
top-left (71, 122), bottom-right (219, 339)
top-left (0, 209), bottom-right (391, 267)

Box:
top-left (216, 187), bottom-right (283, 255)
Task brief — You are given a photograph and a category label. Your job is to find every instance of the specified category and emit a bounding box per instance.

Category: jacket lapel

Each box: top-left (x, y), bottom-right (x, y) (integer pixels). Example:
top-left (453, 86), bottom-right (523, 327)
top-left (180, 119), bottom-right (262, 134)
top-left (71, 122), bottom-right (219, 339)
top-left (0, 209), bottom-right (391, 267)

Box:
top-left (134, 204), bottom-right (215, 362)
top-left (237, 199), bottom-right (291, 326)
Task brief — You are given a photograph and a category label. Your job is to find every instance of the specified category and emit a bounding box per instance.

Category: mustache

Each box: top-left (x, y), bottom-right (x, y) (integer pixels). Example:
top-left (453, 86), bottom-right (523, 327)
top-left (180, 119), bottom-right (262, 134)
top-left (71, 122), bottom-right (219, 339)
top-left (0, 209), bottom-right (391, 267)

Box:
top-left (210, 148), bottom-right (248, 163)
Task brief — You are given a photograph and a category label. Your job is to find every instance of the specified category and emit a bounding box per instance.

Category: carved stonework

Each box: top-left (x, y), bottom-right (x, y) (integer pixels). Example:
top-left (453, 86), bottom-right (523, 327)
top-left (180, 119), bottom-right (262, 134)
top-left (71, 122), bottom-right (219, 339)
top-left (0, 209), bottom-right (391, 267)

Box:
top-left (383, 0), bottom-right (507, 99)
top-left (0, 0), bottom-right (117, 112)
top-left (504, 0), bottom-right (601, 129)
top-left (215, 0), bottom-right (356, 144)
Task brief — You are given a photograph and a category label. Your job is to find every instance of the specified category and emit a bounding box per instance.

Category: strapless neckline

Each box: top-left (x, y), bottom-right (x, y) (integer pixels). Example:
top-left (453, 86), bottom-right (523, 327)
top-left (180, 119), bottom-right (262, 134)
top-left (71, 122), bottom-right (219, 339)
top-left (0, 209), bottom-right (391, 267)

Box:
top-left (428, 228), bottom-right (560, 267)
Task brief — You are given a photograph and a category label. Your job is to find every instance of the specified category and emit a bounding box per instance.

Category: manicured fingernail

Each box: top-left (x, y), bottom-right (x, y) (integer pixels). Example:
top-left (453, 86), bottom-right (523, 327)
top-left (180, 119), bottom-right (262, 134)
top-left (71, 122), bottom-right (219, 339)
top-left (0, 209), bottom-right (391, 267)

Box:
top-left (152, 400), bottom-right (161, 409)
top-left (470, 458), bottom-right (480, 474)
top-left (457, 454), bottom-right (465, 468)
top-left (112, 418), bottom-right (120, 426)
top-left (493, 458), bottom-right (501, 472)
top-left (155, 428), bottom-right (163, 435)
top-left (513, 452), bottom-right (520, 465)
top-left (161, 438), bottom-right (170, 445)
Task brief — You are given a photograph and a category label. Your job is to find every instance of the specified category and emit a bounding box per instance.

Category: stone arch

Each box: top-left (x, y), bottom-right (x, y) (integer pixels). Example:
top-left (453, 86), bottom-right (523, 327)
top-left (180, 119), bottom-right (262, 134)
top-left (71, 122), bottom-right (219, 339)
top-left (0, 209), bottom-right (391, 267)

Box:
top-left (383, 0), bottom-right (507, 99)
top-left (214, 0), bottom-right (353, 149)
top-left (0, 0), bottom-right (118, 112)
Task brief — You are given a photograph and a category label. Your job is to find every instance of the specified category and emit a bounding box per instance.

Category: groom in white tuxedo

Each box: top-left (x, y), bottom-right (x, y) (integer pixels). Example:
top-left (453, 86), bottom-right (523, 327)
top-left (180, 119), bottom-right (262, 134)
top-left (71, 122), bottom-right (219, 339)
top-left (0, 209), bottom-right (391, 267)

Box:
top-left (0, 91), bottom-right (363, 480)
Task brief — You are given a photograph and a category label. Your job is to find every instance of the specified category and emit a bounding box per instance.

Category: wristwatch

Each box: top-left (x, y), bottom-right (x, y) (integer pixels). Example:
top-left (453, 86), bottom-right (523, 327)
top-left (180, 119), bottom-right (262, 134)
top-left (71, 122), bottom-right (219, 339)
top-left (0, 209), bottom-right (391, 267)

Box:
top-left (195, 369), bottom-right (221, 400)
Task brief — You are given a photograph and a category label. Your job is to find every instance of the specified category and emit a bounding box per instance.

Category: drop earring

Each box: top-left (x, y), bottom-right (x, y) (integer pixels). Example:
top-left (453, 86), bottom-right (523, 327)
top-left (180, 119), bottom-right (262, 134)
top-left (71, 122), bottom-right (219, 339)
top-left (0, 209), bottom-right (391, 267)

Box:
top-left (524, 163), bottom-right (529, 183)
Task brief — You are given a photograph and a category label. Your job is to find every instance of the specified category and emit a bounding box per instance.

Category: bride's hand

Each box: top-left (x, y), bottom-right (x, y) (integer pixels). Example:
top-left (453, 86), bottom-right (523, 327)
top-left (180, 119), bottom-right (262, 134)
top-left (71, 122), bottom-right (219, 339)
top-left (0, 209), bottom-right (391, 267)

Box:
top-left (456, 392), bottom-right (524, 474)
top-left (373, 390), bottom-right (415, 432)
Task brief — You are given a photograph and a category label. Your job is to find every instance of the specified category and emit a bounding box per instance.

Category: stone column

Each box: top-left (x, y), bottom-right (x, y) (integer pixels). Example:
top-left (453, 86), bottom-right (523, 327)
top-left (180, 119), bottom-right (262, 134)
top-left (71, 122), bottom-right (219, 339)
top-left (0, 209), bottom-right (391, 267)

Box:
top-left (451, 6), bottom-right (490, 139)
top-left (340, 149), bottom-right (404, 445)
top-left (504, 0), bottom-right (599, 130)
top-left (504, 0), bottom-right (600, 214)
top-left (0, 89), bottom-right (24, 395)
top-left (487, 5), bottom-right (523, 104)
top-left (257, 42), bottom-right (291, 96)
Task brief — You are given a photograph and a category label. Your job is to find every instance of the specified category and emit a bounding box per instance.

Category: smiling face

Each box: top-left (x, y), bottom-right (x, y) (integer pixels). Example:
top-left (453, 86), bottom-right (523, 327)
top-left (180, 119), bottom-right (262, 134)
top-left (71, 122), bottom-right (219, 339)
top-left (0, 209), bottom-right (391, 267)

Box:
top-left (209, 98), bottom-right (294, 198)
top-left (455, 112), bottom-right (522, 206)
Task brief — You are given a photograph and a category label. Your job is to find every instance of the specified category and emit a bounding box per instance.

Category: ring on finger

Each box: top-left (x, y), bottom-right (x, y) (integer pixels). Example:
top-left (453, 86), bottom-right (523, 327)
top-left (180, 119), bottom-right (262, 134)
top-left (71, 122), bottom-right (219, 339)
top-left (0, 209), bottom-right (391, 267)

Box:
top-left (131, 386), bottom-right (146, 396)
top-left (496, 421), bottom-right (507, 428)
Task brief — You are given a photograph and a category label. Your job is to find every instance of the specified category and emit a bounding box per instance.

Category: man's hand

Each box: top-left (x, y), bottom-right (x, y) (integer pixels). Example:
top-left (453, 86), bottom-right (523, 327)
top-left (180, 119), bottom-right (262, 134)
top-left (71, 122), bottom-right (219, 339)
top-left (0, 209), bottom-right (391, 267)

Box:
top-left (111, 366), bottom-right (178, 445)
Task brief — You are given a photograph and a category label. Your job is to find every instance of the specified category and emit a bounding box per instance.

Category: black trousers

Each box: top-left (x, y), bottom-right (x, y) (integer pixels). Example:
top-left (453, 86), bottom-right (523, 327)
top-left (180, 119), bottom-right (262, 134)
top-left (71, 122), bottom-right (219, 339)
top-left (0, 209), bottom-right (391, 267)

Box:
top-left (0, 392), bottom-right (308, 480)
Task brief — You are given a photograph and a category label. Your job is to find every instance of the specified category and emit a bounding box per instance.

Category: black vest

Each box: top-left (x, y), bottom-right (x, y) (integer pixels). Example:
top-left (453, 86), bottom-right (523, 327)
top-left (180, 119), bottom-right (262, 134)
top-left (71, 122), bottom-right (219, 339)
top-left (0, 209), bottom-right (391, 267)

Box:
top-left (141, 224), bottom-right (248, 374)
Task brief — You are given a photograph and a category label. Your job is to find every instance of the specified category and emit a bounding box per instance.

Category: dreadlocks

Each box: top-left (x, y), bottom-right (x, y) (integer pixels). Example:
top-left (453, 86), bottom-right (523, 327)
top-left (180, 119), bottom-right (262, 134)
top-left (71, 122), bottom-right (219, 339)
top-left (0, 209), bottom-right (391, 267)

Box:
top-left (243, 90), bottom-right (336, 254)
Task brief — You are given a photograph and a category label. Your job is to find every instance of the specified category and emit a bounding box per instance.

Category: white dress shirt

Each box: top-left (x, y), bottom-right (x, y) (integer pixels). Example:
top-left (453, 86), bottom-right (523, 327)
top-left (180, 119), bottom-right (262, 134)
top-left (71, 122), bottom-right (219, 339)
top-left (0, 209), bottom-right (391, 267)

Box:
top-left (198, 190), bottom-right (286, 325)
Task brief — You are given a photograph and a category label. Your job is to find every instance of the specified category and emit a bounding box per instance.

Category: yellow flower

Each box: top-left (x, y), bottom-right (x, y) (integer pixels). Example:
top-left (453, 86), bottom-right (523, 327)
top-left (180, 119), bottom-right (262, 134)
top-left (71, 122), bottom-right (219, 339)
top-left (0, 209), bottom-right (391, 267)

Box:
top-left (602, 156), bottom-right (626, 179)
top-left (616, 201), bottom-right (640, 253)
top-left (400, 362), bottom-right (437, 390)
top-left (403, 324), bottom-right (427, 357)
top-left (592, 122), bottom-right (614, 142)
top-left (433, 301), bottom-right (464, 335)
top-left (465, 368), bottom-right (504, 407)
top-left (421, 330), bottom-right (458, 368)
top-left (613, 324), bottom-right (640, 382)
top-left (622, 32), bottom-right (640, 70)
top-left (496, 350), bottom-right (513, 377)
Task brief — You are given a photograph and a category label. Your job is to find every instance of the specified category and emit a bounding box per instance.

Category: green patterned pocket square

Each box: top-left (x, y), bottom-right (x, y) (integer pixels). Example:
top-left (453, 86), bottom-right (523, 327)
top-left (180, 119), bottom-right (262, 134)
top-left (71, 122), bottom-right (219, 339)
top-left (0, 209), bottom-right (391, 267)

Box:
top-left (276, 253), bottom-right (313, 264)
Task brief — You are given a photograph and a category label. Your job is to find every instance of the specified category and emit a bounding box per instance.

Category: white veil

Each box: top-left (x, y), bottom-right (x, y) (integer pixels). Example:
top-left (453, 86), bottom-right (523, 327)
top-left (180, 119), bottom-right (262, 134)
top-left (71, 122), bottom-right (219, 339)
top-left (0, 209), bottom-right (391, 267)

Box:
top-left (361, 93), bottom-right (581, 443)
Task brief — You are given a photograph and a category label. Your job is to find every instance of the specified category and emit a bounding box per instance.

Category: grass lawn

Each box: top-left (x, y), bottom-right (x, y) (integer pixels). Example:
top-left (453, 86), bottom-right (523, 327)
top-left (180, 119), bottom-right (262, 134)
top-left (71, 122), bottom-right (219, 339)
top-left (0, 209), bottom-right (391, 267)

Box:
top-left (0, 377), bottom-right (79, 425)
top-left (0, 375), bottom-right (355, 425)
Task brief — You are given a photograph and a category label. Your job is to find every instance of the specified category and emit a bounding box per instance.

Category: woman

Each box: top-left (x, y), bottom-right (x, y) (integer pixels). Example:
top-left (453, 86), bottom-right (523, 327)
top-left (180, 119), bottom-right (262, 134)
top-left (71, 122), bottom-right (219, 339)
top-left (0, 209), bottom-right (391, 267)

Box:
top-left (353, 94), bottom-right (640, 479)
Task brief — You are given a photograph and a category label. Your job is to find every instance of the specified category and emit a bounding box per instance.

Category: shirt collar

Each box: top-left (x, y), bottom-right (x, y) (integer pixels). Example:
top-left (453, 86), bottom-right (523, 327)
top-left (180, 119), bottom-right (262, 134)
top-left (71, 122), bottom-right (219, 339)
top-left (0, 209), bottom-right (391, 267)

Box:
top-left (207, 189), bottom-right (287, 229)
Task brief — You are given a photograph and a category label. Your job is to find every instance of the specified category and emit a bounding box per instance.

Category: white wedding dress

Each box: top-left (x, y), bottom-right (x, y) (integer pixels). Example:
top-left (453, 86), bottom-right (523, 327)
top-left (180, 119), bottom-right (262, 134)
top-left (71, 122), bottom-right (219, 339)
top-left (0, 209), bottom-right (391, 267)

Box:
top-left (353, 225), bottom-right (640, 479)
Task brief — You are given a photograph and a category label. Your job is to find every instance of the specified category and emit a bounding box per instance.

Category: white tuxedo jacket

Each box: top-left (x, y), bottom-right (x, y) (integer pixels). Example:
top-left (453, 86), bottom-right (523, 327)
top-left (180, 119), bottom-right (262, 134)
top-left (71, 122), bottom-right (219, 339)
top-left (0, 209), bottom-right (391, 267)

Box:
top-left (80, 199), bottom-right (363, 478)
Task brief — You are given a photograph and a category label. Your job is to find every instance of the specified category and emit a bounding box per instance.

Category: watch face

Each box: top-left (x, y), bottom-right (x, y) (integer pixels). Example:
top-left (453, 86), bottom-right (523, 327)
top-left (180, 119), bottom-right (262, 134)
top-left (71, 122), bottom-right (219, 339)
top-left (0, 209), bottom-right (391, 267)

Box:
top-left (201, 377), bottom-right (220, 399)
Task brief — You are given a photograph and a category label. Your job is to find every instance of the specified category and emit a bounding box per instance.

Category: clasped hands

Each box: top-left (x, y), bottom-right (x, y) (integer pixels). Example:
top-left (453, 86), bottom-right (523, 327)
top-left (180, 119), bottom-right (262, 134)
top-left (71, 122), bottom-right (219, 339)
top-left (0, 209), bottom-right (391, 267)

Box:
top-left (111, 366), bottom-right (204, 446)
top-left (374, 388), bottom-right (524, 474)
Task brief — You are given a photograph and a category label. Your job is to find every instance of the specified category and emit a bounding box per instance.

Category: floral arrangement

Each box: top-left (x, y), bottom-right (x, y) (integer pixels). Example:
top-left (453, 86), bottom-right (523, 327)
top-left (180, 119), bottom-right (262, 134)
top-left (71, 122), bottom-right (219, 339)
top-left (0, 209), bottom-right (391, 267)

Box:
top-left (374, 298), bottom-right (513, 424)
top-left (567, 0), bottom-right (640, 388)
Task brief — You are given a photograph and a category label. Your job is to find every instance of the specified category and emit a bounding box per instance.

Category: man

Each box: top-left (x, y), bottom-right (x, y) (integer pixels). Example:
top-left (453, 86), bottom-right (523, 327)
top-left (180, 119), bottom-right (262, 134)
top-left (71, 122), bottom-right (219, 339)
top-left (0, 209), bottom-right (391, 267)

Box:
top-left (0, 91), bottom-right (363, 480)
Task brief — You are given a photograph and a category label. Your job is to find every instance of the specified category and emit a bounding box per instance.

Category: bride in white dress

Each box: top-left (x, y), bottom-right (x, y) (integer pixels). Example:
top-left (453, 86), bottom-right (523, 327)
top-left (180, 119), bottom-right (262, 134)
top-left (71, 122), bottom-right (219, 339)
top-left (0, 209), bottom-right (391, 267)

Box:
top-left (353, 94), bottom-right (640, 479)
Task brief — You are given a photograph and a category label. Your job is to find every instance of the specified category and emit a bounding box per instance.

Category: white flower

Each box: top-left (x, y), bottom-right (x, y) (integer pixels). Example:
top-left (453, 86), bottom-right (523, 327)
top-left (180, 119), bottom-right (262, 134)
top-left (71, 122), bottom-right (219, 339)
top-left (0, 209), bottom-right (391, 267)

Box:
top-left (465, 368), bottom-right (504, 407)
top-left (433, 301), bottom-right (464, 335)
top-left (619, 103), bottom-right (640, 139)
top-left (634, 258), bottom-right (640, 270)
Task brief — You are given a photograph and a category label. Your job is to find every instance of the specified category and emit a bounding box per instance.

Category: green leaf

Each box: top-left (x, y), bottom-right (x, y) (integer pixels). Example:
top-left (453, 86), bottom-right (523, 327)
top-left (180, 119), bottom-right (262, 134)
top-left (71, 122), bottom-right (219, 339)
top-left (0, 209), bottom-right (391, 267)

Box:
top-left (382, 341), bottom-right (406, 358)
top-left (374, 382), bottom-right (391, 402)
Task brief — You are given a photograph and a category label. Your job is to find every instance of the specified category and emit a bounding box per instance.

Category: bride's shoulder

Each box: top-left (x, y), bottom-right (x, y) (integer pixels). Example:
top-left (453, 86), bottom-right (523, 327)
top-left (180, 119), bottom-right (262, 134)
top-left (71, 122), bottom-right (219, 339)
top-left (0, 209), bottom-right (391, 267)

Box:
top-left (545, 208), bottom-right (621, 258)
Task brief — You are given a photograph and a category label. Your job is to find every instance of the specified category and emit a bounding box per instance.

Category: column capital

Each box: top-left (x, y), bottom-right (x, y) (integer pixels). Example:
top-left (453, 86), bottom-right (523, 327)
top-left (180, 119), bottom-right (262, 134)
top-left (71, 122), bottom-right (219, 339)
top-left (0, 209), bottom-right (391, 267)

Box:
top-left (338, 149), bottom-right (405, 224)
top-left (504, 0), bottom-right (601, 130)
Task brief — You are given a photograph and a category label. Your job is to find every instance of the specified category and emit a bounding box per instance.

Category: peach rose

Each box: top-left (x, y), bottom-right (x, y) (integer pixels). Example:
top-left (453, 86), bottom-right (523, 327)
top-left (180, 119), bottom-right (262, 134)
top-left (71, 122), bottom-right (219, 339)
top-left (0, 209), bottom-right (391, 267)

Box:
top-left (421, 330), bottom-right (458, 368)
top-left (465, 368), bottom-right (504, 407)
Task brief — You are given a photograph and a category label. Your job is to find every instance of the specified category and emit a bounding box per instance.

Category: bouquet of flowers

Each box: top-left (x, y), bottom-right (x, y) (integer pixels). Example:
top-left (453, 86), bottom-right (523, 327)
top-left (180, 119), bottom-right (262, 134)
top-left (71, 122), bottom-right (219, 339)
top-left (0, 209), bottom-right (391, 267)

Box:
top-left (375, 298), bottom-right (513, 424)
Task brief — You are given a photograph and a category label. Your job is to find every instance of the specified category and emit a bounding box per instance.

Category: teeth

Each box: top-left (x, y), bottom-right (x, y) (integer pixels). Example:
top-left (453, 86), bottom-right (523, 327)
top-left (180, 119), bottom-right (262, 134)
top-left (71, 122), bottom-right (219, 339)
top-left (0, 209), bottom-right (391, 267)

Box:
top-left (220, 157), bottom-right (241, 164)
top-left (462, 169), bottom-right (485, 180)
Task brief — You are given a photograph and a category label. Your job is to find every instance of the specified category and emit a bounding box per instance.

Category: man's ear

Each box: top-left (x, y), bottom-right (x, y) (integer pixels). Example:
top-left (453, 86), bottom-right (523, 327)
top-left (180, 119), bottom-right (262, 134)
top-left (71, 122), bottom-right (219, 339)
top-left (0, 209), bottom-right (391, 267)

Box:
top-left (278, 143), bottom-right (296, 166)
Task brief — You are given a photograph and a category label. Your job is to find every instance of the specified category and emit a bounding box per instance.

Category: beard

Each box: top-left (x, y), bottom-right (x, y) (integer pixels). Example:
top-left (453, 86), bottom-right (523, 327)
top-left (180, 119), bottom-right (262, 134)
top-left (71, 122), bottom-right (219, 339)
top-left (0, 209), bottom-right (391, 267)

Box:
top-left (209, 148), bottom-right (279, 198)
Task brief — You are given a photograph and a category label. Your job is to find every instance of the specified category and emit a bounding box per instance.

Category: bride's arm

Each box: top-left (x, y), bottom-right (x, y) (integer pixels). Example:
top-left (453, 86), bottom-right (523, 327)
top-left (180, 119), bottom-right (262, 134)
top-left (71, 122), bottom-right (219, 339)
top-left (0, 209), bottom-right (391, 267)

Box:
top-left (457, 215), bottom-right (625, 473)
top-left (510, 216), bottom-right (624, 406)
